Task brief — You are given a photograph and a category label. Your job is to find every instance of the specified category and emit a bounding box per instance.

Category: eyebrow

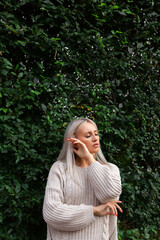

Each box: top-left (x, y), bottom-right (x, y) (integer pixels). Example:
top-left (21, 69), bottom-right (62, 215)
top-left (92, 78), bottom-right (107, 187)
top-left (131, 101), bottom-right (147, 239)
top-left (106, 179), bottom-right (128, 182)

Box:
top-left (85, 130), bottom-right (98, 134)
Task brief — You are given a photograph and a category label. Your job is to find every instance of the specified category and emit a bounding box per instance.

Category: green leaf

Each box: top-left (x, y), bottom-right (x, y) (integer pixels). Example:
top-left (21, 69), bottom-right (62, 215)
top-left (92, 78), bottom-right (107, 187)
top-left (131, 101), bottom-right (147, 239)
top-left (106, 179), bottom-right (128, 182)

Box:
top-left (0, 108), bottom-right (8, 113)
top-left (18, 72), bottom-right (24, 78)
top-left (31, 90), bottom-right (41, 95)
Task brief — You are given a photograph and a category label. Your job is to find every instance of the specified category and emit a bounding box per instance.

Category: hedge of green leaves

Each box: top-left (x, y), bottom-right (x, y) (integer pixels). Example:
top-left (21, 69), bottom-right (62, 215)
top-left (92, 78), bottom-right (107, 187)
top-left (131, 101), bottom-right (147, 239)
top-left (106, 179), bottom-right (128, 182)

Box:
top-left (0, 0), bottom-right (160, 239)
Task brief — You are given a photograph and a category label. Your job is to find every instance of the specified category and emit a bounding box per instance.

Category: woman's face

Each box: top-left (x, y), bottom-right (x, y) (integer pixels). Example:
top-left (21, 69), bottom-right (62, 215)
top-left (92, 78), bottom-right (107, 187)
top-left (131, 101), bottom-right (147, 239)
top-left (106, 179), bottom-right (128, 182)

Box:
top-left (75, 122), bottom-right (100, 154)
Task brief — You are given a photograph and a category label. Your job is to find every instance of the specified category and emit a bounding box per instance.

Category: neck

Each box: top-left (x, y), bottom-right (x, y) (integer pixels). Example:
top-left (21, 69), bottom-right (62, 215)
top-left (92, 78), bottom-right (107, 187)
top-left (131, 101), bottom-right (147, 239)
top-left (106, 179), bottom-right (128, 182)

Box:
top-left (75, 155), bottom-right (95, 168)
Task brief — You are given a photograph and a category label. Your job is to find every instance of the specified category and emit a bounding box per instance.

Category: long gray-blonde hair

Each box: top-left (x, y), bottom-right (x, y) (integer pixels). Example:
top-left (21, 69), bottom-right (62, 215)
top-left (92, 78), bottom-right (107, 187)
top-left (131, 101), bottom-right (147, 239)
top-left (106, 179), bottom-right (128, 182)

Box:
top-left (57, 118), bottom-right (109, 175)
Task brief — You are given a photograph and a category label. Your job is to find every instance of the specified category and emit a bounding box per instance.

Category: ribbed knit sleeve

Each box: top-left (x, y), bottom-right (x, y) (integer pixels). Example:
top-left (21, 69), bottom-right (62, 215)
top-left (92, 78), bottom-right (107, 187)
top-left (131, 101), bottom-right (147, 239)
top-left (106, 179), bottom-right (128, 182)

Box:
top-left (87, 161), bottom-right (122, 203)
top-left (43, 162), bottom-right (95, 232)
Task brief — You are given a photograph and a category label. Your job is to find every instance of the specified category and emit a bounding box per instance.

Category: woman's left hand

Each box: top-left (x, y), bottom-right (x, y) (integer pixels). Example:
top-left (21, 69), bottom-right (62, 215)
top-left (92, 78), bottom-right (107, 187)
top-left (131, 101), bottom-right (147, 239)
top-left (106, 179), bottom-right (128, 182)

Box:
top-left (93, 200), bottom-right (123, 217)
top-left (105, 200), bottom-right (123, 216)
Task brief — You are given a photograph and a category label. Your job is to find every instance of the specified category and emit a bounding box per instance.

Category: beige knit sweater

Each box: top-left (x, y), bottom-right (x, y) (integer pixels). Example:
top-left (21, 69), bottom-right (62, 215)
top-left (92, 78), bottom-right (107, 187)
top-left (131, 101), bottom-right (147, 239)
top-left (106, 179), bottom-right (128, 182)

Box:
top-left (43, 160), bottom-right (122, 240)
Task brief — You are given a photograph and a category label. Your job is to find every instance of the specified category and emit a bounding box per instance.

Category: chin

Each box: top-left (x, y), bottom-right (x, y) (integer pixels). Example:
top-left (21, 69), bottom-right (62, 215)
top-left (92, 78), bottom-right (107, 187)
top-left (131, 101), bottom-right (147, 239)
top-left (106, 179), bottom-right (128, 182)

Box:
top-left (90, 149), bottom-right (99, 154)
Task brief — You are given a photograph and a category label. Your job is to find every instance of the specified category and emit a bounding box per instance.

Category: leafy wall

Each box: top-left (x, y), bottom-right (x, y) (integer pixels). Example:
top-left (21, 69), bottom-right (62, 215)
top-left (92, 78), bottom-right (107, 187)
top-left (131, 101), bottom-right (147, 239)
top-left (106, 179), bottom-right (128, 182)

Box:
top-left (0, 0), bottom-right (160, 239)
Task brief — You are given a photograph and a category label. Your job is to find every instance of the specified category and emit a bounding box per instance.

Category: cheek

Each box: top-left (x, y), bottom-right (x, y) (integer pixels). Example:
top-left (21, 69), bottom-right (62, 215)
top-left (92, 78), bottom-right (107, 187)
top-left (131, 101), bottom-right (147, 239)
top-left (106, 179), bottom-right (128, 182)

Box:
top-left (80, 138), bottom-right (88, 145)
top-left (84, 140), bottom-right (93, 149)
top-left (79, 138), bottom-right (90, 147)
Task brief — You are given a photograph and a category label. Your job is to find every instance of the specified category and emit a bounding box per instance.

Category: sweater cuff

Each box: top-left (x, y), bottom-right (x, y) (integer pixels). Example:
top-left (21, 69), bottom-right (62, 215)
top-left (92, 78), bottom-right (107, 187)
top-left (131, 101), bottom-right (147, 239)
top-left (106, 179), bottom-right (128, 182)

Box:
top-left (89, 205), bottom-right (95, 221)
top-left (88, 161), bottom-right (105, 172)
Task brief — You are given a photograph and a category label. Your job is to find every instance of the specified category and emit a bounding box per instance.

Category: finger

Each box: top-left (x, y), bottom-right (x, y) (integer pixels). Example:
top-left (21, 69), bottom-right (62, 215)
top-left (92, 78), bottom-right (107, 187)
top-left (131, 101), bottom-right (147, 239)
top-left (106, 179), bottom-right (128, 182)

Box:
top-left (112, 200), bottom-right (122, 204)
top-left (106, 205), bottom-right (117, 216)
top-left (112, 206), bottom-right (118, 216)
top-left (69, 138), bottom-right (86, 145)
top-left (66, 138), bottom-right (77, 142)
top-left (106, 207), bottom-right (111, 214)
top-left (72, 148), bottom-right (78, 154)
top-left (67, 137), bottom-right (79, 141)
top-left (114, 203), bottom-right (123, 213)
top-left (110, 204), bottom-right (118, 216)
top-left (108, 200), bottom-right (123, 213)
top-left (67, 138), bottom-right (81, 145)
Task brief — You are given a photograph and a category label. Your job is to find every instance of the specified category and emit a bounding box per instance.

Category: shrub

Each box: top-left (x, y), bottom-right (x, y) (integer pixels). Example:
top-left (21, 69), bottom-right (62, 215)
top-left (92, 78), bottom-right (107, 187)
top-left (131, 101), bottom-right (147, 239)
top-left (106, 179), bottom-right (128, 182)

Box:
top-left (0, 0), bottom-right (159, 239)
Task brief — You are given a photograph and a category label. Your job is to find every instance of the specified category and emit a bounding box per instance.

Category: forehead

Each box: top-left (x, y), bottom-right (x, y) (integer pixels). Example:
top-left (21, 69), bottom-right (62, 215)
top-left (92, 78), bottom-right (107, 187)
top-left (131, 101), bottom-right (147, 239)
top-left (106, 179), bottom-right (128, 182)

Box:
top-left (77, 122), bottom-right (97, 134)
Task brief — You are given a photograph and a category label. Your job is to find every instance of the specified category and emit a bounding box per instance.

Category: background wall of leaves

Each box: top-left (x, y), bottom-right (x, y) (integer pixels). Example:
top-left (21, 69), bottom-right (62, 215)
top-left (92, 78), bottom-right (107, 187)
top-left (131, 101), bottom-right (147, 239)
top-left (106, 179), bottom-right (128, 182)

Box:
top-left (0, 0), bottom-right (160, 239)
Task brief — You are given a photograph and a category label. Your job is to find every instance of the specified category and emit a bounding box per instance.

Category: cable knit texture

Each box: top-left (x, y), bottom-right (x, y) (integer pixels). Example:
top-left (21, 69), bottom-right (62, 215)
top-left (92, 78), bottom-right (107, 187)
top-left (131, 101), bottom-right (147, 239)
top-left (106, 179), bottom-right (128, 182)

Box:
top-left (43, 160), bottom-right (122, 240)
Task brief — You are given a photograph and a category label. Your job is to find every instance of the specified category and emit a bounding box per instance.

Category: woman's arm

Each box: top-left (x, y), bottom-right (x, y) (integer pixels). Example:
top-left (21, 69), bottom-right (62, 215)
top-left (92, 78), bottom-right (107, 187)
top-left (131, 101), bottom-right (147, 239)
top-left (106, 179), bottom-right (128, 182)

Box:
top-left (67, 138), bottom-right (122, 203)
top-left (43, 162), bottom-right (95, 232)
top-left (87, 161), bottom-right (122, 203)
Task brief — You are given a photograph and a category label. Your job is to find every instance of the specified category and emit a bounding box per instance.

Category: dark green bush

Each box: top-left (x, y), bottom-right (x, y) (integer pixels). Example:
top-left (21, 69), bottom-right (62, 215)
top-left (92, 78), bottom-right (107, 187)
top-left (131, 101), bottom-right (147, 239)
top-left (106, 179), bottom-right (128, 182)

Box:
top-left (0, 0), bottom-right (160, 239)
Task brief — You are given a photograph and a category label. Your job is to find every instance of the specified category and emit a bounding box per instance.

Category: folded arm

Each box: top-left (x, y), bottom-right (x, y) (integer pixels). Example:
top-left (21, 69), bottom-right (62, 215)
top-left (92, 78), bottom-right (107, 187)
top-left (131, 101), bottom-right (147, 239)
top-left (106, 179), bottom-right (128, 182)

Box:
top-left (88, 161), bottom-right (122, 203)
top-left (43, 162), bottom-right (95, 231)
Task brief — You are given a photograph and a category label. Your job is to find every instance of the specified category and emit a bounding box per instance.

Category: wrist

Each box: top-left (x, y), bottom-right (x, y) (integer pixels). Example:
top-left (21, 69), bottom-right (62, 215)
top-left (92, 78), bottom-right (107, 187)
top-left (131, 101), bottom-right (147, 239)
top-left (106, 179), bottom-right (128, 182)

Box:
top-left (93, 206), bottom-right (97, 215)
top-left (86, 154), bottom-right (96, 165)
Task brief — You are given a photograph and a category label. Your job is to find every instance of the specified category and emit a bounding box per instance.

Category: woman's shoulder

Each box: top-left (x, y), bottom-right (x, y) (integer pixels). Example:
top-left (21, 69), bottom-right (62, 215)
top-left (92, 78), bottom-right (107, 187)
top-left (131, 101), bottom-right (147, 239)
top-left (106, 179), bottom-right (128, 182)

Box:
top-left (50, 160), bottom-right (67, 174)
top-left (107, 162), bottom-right (120, 174)
top-left (46, 160), bottom-right (67, 186)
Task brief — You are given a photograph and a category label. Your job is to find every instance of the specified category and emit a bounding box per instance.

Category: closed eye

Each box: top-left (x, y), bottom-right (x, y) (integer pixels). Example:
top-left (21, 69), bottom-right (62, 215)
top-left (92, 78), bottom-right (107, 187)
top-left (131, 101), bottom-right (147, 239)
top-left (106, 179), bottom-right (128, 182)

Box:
top-left (86, 133), bottom-right (99, 138)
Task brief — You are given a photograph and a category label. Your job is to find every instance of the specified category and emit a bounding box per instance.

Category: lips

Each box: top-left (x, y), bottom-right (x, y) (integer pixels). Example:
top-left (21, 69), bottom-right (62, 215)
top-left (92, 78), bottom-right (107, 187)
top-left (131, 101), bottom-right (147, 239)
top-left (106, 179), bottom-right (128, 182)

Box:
top-left (93, 144), bottom-right (99, 147)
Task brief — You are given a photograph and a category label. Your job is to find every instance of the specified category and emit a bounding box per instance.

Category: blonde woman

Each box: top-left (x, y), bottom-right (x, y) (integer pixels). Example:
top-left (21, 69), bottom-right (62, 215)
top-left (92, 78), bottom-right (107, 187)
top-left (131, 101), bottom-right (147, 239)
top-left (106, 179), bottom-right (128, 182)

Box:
top-left (43, 118), bottom-right (122, 240)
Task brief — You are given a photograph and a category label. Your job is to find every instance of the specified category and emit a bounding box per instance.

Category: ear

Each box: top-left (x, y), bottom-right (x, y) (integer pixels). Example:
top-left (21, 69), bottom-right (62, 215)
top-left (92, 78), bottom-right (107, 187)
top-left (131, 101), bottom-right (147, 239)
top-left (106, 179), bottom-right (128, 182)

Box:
top-left (73, 134), bottom-right (77, 139)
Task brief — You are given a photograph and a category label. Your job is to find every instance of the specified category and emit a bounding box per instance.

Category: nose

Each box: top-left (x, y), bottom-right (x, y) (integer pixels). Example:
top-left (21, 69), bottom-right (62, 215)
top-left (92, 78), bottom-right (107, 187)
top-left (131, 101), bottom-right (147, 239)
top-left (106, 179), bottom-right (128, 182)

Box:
top-left (92, 134), bottom-right (98, 141)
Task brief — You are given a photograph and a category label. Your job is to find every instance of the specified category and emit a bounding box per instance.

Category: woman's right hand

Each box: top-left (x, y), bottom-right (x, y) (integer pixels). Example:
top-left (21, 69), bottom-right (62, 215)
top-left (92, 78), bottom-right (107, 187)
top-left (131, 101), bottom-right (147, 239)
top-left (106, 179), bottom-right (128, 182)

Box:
top-left (67, 138), bottom-right (95, 163)
top-left (93, 200), bottom-right (123, 217)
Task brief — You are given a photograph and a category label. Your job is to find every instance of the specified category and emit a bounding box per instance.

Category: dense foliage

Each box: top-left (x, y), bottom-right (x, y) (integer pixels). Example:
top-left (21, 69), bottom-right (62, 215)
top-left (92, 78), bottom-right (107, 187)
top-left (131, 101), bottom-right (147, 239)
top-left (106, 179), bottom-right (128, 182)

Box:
top-left (0, 0), bottom-right (160, 239)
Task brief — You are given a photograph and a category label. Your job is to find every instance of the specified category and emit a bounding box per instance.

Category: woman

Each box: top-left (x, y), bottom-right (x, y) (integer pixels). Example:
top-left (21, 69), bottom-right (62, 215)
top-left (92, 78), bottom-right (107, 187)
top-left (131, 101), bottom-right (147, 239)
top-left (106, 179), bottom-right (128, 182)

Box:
top-left (43, 118), bottom-right (122, 240)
